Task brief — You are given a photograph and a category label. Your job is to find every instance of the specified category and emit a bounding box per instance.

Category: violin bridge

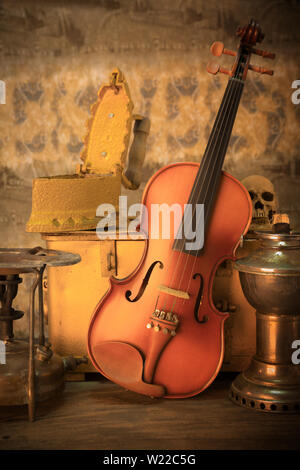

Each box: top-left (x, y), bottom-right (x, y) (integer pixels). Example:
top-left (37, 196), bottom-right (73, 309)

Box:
top-left (158, 285), bottom-right (189, 300)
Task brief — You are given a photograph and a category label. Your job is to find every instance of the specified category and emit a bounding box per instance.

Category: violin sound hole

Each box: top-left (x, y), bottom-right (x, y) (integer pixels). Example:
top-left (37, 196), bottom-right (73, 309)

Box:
top-left (125, 260), bottom-right (164, 303)
top-left (193, 272), bottom-right (208, 324)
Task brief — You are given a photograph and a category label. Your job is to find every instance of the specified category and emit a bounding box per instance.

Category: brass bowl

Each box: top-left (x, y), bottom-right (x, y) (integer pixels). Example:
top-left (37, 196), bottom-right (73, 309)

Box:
top-left (235, 232), bottom-right (300, 314)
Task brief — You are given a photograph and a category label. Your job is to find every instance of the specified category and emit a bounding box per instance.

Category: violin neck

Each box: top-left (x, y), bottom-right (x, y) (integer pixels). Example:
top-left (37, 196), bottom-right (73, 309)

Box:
top-left (173, 77), bottom-right (244, 255)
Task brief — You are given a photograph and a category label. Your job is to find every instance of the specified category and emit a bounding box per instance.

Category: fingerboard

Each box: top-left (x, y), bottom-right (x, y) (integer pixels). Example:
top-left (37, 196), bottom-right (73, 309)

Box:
top-left (173, 77), bottom-right (244, 256)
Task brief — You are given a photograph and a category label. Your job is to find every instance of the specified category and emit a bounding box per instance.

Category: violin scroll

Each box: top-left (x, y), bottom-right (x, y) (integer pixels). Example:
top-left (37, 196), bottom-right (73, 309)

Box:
top-left (207, 19), bottom-right (275, 81)
top-left (236, 20), bottom-right (265, 44)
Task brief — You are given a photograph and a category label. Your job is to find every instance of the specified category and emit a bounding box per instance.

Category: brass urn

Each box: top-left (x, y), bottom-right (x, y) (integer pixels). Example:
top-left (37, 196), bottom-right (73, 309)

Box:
top-left (230, 229), bottom-right (300, 412)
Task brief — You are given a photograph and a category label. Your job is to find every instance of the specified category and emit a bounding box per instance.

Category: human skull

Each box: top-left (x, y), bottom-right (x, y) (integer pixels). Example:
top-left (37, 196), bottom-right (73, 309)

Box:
top-left (241, 175), bottom-right (277, 231)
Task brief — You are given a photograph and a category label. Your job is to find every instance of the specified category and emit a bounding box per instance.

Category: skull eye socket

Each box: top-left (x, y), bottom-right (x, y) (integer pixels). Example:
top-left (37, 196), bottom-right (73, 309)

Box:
top-left (262, 191), bottom-right (274, 202)
top-left (249, 191), bottom-right (255, 200)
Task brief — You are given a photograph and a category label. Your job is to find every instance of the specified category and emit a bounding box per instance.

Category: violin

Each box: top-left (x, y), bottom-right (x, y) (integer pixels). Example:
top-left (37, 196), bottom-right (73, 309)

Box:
top-left (87, 20), bottom-right (275, 398)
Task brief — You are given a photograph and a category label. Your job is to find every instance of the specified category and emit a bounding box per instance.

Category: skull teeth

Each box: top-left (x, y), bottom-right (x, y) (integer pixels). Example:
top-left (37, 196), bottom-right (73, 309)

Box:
top-left (252, 216), bottom-right (269, 225)
top-left (255, 210), bottom-right (265, 218)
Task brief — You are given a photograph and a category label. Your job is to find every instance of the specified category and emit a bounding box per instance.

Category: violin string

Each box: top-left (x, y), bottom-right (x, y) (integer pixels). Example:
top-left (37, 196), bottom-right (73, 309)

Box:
top-left (168, 62), bottom-right (245, 316)
top-left (158, 67), bottom-right (242, 314)
top-left (185, 63), bottom-right (245, 261)
top-left (168, 81), bottom-right (241, 314)
top-left (173, 65), bottom-right (245, 315)
top-left (158, 78), bottom-right (238, 313)
top-left (179, 80), bottom-right (244, 316)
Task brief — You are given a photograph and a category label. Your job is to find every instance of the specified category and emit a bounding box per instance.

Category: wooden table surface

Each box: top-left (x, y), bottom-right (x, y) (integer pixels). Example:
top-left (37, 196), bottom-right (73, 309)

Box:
top-left (0, 374), bottom-right (299, 450)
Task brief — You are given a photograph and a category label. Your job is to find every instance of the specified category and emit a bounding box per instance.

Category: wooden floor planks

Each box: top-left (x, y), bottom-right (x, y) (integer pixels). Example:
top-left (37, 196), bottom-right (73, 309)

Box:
top-left (0, 374), bottom-right (299, 450)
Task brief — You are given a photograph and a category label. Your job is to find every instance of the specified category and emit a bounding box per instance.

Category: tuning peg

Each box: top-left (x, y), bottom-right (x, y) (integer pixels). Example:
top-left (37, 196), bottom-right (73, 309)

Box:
top-left (206, 62), bottom-right (232, 76)
top-left (248, 64), bottom-right (274, 75)
top-left (251, 47), bottom-right (275, 60)
top-left (210, 41), bottom-right (236, 57)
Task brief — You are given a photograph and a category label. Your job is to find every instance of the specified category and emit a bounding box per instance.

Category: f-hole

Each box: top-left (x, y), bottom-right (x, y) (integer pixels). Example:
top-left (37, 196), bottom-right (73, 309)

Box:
top-left (125, 261), bottom-right (163, 302)
top-left (193, 272), bottom-right (208, 324)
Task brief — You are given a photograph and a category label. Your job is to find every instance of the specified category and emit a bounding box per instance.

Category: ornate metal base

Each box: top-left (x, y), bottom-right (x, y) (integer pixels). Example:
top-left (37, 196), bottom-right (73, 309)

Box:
top-left (230, 356), bottom-right (300, 413)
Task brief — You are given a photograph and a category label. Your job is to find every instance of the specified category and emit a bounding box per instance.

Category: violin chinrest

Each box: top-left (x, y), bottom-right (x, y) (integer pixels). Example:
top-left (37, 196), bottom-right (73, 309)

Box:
top-left (92, 341), bottom-right (166, 398)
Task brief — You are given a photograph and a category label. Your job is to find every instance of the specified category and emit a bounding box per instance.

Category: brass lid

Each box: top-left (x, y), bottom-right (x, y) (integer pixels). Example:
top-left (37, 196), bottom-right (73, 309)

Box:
top-left (235, 231), bottom-right (300, 275)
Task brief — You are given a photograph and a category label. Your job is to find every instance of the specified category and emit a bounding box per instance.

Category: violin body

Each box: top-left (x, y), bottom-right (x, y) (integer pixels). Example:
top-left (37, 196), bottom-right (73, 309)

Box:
top-left (87, 19), bottom-right (274, 398)
top-left (87, 162), bottom-right (251, 398)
